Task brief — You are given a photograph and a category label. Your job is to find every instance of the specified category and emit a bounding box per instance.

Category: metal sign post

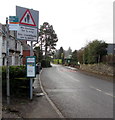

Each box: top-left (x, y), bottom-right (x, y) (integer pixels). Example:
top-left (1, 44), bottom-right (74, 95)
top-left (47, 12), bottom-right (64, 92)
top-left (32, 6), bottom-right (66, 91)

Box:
top-left (26, 55), bottom-right (36, 100)
top-left (30, 42), bottom-right (33, 100)
top-left (6, 16), bottom-right (19, 104)
top-left (16, 6), bottom-right (39, 100)
top-left (6, 17), bottom-right (10, 104)
top-left (30, 41), bottom-right (33, 100)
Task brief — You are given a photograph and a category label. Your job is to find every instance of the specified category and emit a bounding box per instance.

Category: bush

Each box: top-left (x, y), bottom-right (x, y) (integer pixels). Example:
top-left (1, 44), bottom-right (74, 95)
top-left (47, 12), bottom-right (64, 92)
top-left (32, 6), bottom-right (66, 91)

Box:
top-left (2, 66), bottom-right (26, 80)
top-left (41, 59), bottom-right (52, 68)
top-left (53, 59), bottom-right (62, 64)
top-left (2, 66), bottom-right (29, 97)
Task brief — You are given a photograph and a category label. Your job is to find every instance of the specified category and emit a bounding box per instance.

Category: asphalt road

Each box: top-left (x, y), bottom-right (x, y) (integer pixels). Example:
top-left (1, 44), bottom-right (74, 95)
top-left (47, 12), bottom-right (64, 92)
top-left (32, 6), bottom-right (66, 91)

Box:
top-left (40, 64), bottom-right (113, 118)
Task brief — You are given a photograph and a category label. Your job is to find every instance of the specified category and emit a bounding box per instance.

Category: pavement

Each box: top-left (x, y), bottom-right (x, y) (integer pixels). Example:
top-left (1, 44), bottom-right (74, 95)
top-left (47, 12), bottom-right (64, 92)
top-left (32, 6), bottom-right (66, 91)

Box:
top-left (2, 73), bottom-right (62, 119)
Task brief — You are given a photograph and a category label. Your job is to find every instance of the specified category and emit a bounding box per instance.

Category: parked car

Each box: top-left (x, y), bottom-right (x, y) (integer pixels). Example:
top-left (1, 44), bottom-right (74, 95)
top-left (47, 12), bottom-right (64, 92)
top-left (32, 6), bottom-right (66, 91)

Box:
top-left (36, 62), bottom-right (42, 74)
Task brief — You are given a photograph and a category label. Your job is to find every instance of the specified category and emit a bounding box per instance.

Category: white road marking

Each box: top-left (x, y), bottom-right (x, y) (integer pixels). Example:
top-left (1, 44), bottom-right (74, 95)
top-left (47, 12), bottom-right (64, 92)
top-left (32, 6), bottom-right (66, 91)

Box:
top-left (104, 93), bottom-right (114, 97)
top-left (95, 88), bottom-right (102, 92)
top-left (90, 86), bottom-right (114, 97)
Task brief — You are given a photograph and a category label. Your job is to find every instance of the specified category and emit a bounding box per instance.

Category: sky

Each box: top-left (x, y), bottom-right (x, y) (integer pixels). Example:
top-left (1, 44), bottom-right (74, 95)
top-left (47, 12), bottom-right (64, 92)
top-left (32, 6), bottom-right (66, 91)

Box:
top-left (0, 0), bottom-right (114, 51)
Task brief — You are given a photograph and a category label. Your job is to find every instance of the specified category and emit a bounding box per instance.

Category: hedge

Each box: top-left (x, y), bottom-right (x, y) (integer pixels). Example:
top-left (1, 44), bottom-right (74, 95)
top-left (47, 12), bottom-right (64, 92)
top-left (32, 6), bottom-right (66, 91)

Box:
top-left (2, 66), bottom-right (30, 97)
top-left (2, 66), bottom-right (26, 80)
top-left (53, 59), bottom-right (62, 64)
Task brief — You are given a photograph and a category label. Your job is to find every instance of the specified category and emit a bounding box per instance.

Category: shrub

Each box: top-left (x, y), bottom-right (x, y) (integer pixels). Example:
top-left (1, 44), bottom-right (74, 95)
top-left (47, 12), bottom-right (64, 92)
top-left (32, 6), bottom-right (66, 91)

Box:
top-left (53, 59), bottom-right (62, 64)
top-left (2, 66), bottom-right (29, 97)
top-left (2, 66), bottom-right (26, 80)
top-left (41, 59), bottom-right (52, 68)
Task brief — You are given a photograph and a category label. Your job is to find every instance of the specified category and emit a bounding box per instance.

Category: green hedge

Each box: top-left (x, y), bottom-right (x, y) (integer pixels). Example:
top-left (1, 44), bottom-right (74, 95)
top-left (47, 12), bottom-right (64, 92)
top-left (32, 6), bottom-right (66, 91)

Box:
top-left (53, 59), bottom-right (62, 64)
top-left (2, 66), bottom-right (29, 97)
top-left (2, 66), bottom-right (26, 80)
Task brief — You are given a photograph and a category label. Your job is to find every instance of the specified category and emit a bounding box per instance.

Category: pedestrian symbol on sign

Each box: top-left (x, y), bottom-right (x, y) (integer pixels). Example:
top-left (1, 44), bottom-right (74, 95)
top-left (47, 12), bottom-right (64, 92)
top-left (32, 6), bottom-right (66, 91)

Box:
top-left (25, 13), bottom-right (30, 23)
top-left (20, 9), bottom-right (36, 26)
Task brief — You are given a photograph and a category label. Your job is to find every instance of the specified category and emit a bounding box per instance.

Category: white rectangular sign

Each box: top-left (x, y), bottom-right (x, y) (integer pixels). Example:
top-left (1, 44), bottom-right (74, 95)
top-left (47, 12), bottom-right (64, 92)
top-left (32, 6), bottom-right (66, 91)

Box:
top-left (17, 25), bottom-right (37, 41)
top-left (26, 56), bottom-right (36, 77)
top-left (27, 64), bottom-right (35, 77)
top-left (9, 16), bottom-right (19, 31)
top-left (9, 24), bottom-right (19, 31)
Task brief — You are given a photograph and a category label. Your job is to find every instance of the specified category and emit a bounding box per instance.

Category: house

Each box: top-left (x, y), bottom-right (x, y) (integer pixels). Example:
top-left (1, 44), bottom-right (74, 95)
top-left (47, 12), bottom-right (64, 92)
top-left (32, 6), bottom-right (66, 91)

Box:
top-left (103, 43), bottom-right (115, 64)
top-left (1, 24), bottom-right (23, 66)
top-left (106, 43), bottom-right (115, 55)
top-left (0, 23), bottom-right (37, 66)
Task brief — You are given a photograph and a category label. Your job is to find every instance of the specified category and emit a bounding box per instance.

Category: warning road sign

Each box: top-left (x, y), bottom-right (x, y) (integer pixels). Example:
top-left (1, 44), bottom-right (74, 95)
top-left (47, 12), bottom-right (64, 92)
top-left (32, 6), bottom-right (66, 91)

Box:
top-left (16, 6), bottom-right (39, 27)
top-left (20, 9), bottom-right (36, 26)
top-left (16, 6), bottom-right (39, 41)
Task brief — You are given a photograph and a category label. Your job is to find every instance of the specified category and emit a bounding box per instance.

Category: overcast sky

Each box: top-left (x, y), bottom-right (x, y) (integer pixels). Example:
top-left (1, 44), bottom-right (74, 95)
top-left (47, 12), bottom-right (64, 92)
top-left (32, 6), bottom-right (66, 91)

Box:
top-left (0, 0), bottom-right (113, 51)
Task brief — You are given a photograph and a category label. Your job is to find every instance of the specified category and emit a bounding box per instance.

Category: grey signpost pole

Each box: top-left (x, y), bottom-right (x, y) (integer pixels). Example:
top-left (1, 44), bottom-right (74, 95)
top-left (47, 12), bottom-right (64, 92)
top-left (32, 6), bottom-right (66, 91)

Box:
top-left (6, 17), bottom-right (10, 104)
top-left (30, 41), bottom-right (33, 100)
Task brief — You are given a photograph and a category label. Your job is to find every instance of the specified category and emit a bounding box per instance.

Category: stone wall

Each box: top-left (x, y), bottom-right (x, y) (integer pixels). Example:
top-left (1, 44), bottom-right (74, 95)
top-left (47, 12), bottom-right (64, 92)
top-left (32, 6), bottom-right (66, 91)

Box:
top-left (80, 64), bottom-right (114, 77)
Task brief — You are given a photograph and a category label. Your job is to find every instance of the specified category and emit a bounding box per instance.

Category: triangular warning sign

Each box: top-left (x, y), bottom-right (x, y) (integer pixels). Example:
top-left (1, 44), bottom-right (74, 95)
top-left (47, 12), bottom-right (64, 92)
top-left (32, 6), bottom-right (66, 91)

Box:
top-left (20, 9), bottom-right (36, 26)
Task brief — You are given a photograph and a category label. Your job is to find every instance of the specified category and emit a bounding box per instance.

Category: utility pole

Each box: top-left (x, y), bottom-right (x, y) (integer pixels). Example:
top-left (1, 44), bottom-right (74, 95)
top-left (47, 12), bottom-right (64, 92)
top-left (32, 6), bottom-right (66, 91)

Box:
top-left (6, 17), bottom-right (10, 104)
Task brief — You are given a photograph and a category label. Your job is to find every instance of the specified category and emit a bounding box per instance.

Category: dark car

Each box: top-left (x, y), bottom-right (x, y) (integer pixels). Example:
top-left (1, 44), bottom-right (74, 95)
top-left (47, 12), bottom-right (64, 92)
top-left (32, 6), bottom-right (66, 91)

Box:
top-left (36, 62), bottom-right (42, 74)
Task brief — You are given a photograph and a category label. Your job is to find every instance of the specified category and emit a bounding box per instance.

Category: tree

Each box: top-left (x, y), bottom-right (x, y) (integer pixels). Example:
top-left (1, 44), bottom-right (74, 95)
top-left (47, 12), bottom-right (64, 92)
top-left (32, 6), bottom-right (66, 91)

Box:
top-left (39, 22), bottom-right (58, 59)
top-left (58, 47), bottom-right (64, 59)
top-left (82, 46), bottom-right (89, 64)
top-left (83, 40), bottom-right (108, 64)
top-left (77, 48), bottom-right (84, 64)
top-left (95, 41), bottom-right (108, 63)
top-left (34, 46), bottom-right (43, 63)
top-left (71, 50), bottom-right (78, 65)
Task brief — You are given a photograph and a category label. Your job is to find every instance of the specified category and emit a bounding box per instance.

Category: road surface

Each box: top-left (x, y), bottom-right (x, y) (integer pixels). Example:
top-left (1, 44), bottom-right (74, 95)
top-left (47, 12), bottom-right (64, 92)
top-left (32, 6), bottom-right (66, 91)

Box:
top-left (40, 64), bottom-right (113, 118)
